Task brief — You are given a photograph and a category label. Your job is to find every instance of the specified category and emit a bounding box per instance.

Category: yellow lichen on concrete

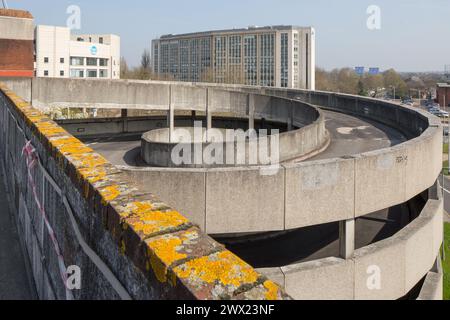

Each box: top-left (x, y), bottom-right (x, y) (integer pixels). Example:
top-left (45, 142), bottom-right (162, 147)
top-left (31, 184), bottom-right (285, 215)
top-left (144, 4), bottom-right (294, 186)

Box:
top-left (69, 153), bottom-right (108, 169)
top-left (77, 166), bottom-right (108, 184)
top-left (146, 236), bottom-right (187, 283)
top-left (50, 136), bottom-right (93, 156)
top-left (128, 209), bottom-right (189, 237)
top-left (99, 185), bottom-right (121, 204)
top-left (173, 251), bottom-right (259, 289)
top-left (115, 201), bottom-right (155, 220)
top-left (35, 121), bottom-right (67, 137)
top-left (263, 280), bottom-right (281, 300)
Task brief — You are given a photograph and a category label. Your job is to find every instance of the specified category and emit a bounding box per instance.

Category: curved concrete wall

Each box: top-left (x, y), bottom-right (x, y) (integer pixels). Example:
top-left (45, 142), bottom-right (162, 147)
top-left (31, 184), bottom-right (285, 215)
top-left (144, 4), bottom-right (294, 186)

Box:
top-left (69, 79), bottom-right (441, 234)
top-left (257, 190), bottom-right (443, 300)
top-left (140, 116), bottom-right (328, 168)
top-left (122, 113), bottom-right (441, 233)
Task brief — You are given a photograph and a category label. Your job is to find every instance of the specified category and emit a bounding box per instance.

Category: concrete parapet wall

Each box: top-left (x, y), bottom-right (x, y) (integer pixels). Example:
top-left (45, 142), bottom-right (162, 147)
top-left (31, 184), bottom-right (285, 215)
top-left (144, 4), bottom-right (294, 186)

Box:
top-left (0, 77), bottom-right (32, 101)
top-left (258, 191), bottom-right (443, 300)
top-left (27, 79), bottom-right (440, 231)
top-left (0, 82), bottom-right (289, 300)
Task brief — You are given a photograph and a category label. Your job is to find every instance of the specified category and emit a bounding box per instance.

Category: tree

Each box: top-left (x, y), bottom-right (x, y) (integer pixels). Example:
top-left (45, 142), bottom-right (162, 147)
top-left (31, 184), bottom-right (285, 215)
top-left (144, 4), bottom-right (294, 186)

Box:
top-left (362, 74), bottom-right (384, 97)
top-left (383, 69), bottom-right (407, 98)
top-left (120, 57), bottom-right (129, 79)
top-left (141, 49), bottom-right (151, 71)
top-left (138, 49), bottom-right (152, 80)
top-left (336, 68), bottom-right (360, 94)
top-left (316, 67), bottom-right (336, 92)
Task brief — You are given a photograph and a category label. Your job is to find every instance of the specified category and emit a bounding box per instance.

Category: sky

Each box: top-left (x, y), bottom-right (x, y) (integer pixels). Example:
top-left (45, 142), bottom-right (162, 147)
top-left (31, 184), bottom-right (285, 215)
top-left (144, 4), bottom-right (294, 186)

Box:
top-left (5, 0), bottom-right (450, 72)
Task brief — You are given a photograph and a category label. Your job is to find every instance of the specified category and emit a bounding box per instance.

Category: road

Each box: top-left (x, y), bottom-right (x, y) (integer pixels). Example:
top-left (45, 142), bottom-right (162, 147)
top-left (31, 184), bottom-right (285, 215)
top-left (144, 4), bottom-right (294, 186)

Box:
top-left (308, 110), bottom-right (406, 161)
top-left (79, 110), bottom-right (407, 166)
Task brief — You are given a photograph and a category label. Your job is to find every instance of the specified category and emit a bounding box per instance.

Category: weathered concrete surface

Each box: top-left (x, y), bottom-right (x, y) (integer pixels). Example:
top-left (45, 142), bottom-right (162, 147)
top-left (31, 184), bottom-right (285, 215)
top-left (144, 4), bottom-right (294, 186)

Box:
top-left (1, 79), bottom-right (443, 299)
top-left (0, 13), bottom-right (34, 41)
top-left (0, 78), bottom-right (31, 101)
top-left (0, 168), bottom-right (36, 299)
top-left (0, 82), bottom-right (288, 300)
top-left (257, 190), bottom-right (443, 300)
top-left (85, 104), bottom-right (436, 234)
top-left (205, 167), bottom-right (285, 234)
top-left (284, 157), bottom-right (355, 229)
top-left (281, 258), bottom-right (354, 300)
top-left (123, 168), bottom-right (207, 230)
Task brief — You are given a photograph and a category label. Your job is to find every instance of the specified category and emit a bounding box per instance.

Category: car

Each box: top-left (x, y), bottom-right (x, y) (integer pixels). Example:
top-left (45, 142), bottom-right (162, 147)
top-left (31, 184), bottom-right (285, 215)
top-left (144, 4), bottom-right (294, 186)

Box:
top-left (441, 111), bottom-right (449, 117)
top-left (436, 110), bottom-right (449, 118)
top-left (428, 107), bottom-right (440, 114)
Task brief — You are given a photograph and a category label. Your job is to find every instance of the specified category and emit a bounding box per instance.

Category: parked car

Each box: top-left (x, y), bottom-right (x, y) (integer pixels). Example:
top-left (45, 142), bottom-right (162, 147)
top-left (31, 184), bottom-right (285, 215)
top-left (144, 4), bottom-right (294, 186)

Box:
top-left (435, 110), bottom-right (449, 118)
top-left (440, 111), bottom-right (449, 118)
top-left (428, 107), bottom-right (440, 114)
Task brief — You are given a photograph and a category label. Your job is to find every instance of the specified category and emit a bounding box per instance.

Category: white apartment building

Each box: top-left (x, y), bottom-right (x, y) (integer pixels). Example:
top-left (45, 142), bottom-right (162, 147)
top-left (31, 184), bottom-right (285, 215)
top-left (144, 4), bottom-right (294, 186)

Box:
top-left (152, 26), bottom-right (315, 90)
top-left (35, 25), bottom-right (120, 79)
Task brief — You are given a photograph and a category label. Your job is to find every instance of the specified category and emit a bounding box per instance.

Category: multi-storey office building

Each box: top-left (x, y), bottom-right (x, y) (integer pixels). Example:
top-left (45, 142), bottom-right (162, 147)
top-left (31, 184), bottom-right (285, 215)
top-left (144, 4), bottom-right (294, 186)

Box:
top-left (152, 26), bottom-right (315, 90)
top-left (35, 25), bottom-right (120, 79)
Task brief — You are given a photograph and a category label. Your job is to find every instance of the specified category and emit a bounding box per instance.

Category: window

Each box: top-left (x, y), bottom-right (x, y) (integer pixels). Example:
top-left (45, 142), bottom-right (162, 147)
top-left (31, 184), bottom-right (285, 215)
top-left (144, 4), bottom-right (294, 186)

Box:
top-left (86, 58), bottom-right (97, 66)
top-left (60, 58), bottom-right (65, 63)
top-left (281, 33), bottom-right (289, 88)
top-left (70, 69), bottom-right (84, 78)
top-left (77, 37), bottom-right (84, 42)
top-left (70, 57), bottom-right (84, 66)
top-left (44, 70), bottom-right (48, 76)
top-left (44, 57), bottom-right (49, 63)
top-left (87, 70), bottom-right (97, 78)
top-left (99, 70), bottom-right (108, 78)
top-left (99, 58), bottom-right (108, 67)
top-left (60, 70), bottom-right (64, 76)
top-left (99, 37), bottom-right (104, 44)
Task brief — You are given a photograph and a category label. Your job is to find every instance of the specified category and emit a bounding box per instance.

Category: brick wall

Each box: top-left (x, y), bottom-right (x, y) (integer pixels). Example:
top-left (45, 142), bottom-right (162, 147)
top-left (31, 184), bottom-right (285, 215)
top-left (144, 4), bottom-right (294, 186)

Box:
top-left (437, 86), bottom-right (450, 108)
top-left (0, 40), bottom-right (34, 77)
top-left (0, 9), bottom-right (34, 78)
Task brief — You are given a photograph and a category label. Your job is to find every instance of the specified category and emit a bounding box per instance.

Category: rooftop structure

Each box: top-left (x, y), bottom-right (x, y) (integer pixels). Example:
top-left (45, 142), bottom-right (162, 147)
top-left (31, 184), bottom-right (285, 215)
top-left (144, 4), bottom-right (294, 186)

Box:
top-left (34, 25), bottom-right (120, 79)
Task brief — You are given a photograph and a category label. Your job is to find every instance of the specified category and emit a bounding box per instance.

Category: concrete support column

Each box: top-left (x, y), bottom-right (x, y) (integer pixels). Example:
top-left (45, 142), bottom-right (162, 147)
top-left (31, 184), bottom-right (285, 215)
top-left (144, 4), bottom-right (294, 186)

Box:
top-left (206, 89), bottom-right (212, 142)
top-left (287, 101), bottom-right (294, 131)
top-left (191, 110), bottom-right (196, 126)
top-left (339, 219), bottom-right (355, 259)
top-left (121, 109), bottom-right (128, 133)
top-left (168, 86), bottom-right (175, 143)
top-left (248, 94), bottom-right (255, 130)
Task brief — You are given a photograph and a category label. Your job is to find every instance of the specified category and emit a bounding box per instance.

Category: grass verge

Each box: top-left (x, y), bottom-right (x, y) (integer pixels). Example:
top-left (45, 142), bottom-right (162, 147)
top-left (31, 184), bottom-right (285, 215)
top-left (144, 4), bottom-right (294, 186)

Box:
top-left (444, 223), bottom-right (450, 300)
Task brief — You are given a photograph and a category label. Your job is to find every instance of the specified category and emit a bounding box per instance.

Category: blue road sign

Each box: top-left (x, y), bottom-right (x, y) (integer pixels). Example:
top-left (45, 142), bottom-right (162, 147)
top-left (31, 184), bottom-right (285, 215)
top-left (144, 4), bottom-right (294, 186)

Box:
top-left (369, 67), bottom-right (380, 75)
top-left (355, 67), bottom-right (365, 76)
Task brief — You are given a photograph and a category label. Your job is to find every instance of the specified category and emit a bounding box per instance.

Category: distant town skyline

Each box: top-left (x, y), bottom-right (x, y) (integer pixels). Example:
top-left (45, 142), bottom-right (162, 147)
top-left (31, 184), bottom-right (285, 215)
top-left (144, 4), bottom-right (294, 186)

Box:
top-left (6, 0), bottom-right (450, 72)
